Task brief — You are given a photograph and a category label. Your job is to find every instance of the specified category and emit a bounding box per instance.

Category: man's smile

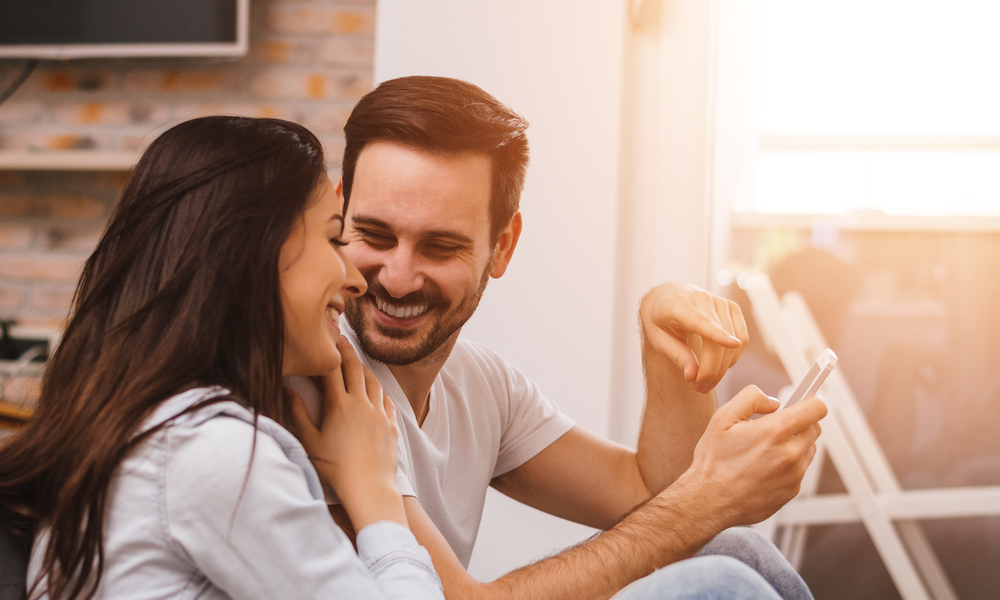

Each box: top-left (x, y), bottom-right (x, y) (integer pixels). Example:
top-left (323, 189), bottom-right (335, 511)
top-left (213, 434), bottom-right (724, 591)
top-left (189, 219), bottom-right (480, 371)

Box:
top-left (375, 296), bottom-right (429, 319)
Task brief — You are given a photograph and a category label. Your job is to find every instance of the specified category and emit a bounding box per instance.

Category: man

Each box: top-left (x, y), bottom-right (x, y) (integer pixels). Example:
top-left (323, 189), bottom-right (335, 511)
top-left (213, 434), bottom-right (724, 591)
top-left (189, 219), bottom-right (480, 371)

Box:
top-left (309, 76), bottom-right (826, 599)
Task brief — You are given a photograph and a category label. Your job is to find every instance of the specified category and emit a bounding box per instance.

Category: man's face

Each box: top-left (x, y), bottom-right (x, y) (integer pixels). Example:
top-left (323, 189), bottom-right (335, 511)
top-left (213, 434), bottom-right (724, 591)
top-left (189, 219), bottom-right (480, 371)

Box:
top-left (341, 141), bottom-right (498, 366)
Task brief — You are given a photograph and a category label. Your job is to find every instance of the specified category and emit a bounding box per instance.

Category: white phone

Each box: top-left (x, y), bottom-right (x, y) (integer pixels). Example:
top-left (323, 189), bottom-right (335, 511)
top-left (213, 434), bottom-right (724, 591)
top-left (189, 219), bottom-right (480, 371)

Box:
top-left (781, 348), bottom-right (837, 410)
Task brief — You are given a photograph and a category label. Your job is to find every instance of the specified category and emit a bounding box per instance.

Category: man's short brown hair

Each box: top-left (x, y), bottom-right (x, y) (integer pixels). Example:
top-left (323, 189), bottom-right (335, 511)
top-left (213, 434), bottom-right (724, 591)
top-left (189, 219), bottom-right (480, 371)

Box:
top-left (341, 76), bottom-right (530, 245)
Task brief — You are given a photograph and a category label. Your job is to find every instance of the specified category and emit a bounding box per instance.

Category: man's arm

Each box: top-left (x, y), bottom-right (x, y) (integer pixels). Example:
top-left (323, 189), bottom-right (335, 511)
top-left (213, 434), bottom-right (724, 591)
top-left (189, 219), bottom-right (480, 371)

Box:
top-left (490, 426), bottom-right (648, 530)
top-left (491, 283), bottom-right (748, 528)
top-left (635, 282), bottom-right (748, 493)
top-left (409, 387), bottom-right (827, 600)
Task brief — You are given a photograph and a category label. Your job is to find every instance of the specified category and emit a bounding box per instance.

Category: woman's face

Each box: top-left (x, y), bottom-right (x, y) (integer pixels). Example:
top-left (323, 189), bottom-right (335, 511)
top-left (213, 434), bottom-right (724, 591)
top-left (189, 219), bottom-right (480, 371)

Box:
top-left (279, 175), bottom-right (367, 376)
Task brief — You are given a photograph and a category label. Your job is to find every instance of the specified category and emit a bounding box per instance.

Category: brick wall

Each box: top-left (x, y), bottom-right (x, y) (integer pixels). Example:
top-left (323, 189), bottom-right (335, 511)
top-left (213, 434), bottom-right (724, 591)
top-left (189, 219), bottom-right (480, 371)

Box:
top-left (0, 0), bottom-right (376, 330)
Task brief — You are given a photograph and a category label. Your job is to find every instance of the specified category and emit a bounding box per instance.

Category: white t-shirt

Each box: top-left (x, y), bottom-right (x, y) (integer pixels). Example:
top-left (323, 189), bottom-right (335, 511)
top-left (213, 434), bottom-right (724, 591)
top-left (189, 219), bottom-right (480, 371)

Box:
top-left (346, 322), bottom-right (576, 567)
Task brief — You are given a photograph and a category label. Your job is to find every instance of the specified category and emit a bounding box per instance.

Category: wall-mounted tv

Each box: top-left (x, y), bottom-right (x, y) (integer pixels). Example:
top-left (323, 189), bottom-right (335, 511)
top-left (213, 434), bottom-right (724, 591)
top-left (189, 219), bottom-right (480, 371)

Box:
top-left (0, 0), bottom-right (249, 60)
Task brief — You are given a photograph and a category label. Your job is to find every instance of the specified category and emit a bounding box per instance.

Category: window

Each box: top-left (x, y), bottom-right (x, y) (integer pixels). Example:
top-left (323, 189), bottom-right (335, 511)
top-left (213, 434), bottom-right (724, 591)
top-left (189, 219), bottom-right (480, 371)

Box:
top-left (743, 0), bottom-right (1000, 216)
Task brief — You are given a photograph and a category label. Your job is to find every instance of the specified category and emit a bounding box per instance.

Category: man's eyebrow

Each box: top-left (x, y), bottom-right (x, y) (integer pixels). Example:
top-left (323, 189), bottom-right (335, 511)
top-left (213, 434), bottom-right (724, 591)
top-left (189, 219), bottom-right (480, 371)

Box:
top-left (350, 215), bottom-right (389, 229)
top-left (351, 215), bottom-right (475, 245)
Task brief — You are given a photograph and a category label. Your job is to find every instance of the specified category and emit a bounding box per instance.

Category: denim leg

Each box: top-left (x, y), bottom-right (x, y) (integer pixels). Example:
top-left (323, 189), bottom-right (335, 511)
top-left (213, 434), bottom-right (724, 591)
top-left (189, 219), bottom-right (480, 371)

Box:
top-left (695, 528), bottom-right (814, 600)
top-left (611, 556), bottom-right (783, 600)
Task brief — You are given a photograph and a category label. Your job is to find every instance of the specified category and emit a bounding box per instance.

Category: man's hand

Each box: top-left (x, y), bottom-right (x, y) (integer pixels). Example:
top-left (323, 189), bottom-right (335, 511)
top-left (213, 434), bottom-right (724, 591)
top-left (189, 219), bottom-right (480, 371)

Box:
top-left (640, 282), bottom-right (748, 394)
top-left (673, 385), bottom-right (828, 530)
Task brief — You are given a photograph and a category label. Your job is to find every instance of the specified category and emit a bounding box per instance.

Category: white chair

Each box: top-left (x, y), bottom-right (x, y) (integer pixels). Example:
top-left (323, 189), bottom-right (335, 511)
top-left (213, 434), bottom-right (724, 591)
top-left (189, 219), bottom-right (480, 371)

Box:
top-left (745, 273), bottom-right (1000, 600)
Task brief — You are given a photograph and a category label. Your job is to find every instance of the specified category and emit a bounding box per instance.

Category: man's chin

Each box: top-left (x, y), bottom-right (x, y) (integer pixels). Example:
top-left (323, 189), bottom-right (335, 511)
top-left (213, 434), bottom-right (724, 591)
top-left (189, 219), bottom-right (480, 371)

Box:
top-left (368, 320), bottom-right (425, 340)
top-left (347, 296), bottom-right (471, 366)
top-left (351, 312), bottom-right (437, 365)
top-left (356, 332), bottom-right (436, 366)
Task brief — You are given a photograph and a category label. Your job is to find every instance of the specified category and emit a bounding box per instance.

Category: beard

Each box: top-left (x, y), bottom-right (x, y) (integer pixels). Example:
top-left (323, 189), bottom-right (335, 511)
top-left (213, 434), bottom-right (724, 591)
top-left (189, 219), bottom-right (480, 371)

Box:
top-left (345, 263), bottom-right (492, 366)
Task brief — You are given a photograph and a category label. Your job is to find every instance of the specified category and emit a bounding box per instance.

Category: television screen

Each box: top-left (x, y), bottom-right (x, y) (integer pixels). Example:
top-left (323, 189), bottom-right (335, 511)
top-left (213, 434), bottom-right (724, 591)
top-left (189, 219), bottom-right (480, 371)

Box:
top-left (0, 0), bottom-right (248, 59)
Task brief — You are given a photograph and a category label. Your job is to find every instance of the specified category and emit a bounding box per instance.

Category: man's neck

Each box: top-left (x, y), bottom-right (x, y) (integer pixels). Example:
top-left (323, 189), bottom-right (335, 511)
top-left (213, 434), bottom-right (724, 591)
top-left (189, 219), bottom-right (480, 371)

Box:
top-left (387, 332), bottom-right (460, 427)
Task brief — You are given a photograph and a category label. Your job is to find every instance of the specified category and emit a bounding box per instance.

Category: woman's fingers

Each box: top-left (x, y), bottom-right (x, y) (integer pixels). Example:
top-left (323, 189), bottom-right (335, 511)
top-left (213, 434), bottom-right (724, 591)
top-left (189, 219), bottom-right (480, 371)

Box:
top-left (384, 393), bottom-right (396, 422)
top-left (383, 393), bottom-right (399, 439)
top-left (338, 338), bottom-right (366, 394)
top-left (322, 355), bottom-right (347, 398)
top-left (363, 366), bottom-right (384, 411)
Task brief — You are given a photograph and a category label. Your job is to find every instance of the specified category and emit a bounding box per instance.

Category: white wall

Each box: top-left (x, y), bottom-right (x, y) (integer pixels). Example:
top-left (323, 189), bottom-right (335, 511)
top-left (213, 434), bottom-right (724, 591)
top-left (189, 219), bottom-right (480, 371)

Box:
top-left (374, 0), bottom-right (626, 581)
top-left (609, 0), bottom-right (764, 421)
top-left (608, 0), bottom-right (720, 444)
top-left (374, 0), bottom-right (722, 582)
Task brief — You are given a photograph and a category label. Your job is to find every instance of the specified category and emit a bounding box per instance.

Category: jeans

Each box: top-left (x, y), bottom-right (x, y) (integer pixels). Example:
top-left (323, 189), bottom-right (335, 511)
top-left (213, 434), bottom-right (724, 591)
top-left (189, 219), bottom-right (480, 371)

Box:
top-left (611, 528), bottom-right (814, 600)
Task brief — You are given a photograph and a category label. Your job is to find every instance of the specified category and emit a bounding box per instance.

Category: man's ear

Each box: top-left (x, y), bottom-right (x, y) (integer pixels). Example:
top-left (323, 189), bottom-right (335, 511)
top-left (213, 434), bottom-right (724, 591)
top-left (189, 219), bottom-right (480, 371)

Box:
top-left (490, 212), bottom-right (522, 279)
top-left (334, 177), bottom-right (346, 209)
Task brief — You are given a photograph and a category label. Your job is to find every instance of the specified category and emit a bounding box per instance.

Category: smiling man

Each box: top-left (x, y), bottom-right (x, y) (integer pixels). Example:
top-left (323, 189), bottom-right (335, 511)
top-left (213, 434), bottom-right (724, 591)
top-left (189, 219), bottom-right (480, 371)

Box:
top-left (317, 76), bottom-right (827, 600)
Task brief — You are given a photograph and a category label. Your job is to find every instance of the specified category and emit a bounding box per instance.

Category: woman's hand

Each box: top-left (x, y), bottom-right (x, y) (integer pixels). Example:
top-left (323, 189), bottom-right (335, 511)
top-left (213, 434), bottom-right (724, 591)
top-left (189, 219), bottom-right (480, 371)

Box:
top-left (286, 338), bottom-right (407, 531)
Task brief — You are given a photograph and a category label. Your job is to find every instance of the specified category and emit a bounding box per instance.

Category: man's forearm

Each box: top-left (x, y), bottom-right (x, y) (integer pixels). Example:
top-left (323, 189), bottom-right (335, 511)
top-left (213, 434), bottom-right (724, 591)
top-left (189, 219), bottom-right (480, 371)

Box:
top-left (631, 283), bottom-right (747, 495)
top-left (635, 335), bottom-right (716, 494)
top-left (482, 476), bottom-right (722, 600)
top-left (406, 483), bottom-right (721, 600)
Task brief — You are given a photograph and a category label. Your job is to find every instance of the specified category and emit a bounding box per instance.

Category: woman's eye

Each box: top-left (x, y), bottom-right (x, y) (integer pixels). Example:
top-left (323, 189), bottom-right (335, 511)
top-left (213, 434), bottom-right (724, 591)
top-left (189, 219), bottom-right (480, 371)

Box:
top-left (329, 237), bottom-right (348, 247)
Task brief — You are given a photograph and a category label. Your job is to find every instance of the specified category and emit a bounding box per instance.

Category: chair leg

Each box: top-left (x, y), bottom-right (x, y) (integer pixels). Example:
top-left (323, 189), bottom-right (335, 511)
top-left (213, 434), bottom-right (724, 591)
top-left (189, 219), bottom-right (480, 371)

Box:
top-left (896, 521), bottom-right (959, 600)
top-left (752, 514), bottom-right (780, 543)
top-left (822, 413), bottom-right (933, 600)
top-left (781, 441), bottom-right (828, 568)
top-left (783, 523), bottom-right (810, 569)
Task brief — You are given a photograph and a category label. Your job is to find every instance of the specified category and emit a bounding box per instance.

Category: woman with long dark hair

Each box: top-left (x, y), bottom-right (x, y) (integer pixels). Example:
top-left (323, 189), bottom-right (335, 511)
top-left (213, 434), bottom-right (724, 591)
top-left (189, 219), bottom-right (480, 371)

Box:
top-left (0, 116), bottom-right (443, 600)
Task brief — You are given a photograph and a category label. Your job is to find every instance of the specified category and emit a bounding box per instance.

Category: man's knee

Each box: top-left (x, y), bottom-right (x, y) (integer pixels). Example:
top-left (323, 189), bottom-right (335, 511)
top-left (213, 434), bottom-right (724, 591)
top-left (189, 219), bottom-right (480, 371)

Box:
top-left (695, 528), bottom-right (814, 600)
top-left (613, 556), bottom-right (781, 600)
top-left (697, 527), bottom-right (783, 565)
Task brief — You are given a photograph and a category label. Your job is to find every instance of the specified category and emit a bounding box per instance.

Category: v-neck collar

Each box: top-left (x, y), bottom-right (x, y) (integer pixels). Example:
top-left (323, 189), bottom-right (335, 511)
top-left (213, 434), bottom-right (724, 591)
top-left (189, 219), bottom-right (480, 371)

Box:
top-left (342, 321), bottom-right (444, 438)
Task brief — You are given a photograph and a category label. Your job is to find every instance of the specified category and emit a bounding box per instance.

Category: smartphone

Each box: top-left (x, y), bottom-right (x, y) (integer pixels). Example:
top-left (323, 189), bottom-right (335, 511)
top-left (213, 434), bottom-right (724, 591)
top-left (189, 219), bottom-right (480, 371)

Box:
top-left (781, 348), bottom-right (837, 410)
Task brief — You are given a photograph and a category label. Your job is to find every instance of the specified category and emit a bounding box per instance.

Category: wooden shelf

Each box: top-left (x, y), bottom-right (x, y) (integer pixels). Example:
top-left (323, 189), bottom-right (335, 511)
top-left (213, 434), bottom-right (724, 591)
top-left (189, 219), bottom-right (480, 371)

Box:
top-left (0, 401), bottom-right (33, 423)
top-left (0, 151), bottom-right (138, 171)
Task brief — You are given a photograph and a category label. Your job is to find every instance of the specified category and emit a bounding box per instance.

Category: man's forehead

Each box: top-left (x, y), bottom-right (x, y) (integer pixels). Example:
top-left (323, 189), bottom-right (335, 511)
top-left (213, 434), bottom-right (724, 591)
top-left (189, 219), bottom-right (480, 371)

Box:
top-left (348, 141), bottom-right (492, 235)
top-left (356, 139), bottom-right (490, 169)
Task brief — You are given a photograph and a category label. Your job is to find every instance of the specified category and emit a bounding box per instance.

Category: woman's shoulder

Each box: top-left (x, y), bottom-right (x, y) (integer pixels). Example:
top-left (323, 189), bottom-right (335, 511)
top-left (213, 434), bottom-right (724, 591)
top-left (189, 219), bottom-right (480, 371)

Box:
top-left (151, 387), bottom-right (326, 505)
top-left (143, 385), bottom-right (241, 432)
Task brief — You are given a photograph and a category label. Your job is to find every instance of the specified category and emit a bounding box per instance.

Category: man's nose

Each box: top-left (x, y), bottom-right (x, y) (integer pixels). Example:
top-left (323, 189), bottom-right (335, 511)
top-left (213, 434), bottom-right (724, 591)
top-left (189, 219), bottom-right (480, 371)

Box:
top-left (378, 247), bottom-right (425, 298)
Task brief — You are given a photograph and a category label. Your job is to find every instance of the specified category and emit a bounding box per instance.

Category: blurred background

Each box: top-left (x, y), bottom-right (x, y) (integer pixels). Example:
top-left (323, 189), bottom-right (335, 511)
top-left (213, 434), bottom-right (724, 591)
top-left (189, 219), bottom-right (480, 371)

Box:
top-left (1, 1), bottom-right (997, 598)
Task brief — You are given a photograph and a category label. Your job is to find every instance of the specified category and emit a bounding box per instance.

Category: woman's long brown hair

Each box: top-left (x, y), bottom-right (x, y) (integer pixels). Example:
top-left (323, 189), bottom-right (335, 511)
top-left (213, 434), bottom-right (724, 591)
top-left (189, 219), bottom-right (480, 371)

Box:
top-left (0, 116), bottom-right (327, 599)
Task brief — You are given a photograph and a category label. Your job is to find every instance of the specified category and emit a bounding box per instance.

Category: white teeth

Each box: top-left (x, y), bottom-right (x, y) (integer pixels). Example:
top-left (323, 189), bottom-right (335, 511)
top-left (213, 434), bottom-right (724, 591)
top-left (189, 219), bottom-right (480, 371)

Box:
top-left (376, 297), bottom-right (428, 319)
top-left (325, 308), bottom-right (340, 325)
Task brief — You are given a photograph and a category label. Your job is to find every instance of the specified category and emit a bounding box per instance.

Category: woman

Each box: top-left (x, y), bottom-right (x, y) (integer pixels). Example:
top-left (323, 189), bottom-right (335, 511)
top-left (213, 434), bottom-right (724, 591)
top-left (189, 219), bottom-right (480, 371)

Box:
top-left (0, 117), bottom-right (443, 600)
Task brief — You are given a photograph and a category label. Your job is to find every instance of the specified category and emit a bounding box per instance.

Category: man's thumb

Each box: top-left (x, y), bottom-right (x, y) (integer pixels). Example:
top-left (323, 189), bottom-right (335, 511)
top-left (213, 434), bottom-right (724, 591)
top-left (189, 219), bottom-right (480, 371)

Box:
top-left (720, 385), bottom-right (778, 423)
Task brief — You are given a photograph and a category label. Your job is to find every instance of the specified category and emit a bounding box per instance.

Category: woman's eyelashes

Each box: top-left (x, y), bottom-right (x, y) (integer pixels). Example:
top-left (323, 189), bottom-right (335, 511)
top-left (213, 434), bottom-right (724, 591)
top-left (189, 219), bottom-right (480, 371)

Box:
top-left (329, 215), bottom-right (348, 246)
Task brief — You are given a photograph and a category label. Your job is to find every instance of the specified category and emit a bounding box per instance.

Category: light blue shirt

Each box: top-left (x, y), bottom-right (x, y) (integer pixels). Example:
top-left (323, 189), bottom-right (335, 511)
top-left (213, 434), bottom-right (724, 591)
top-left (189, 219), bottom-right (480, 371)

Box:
top-left (27, 387), bottom-right (444, 600)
